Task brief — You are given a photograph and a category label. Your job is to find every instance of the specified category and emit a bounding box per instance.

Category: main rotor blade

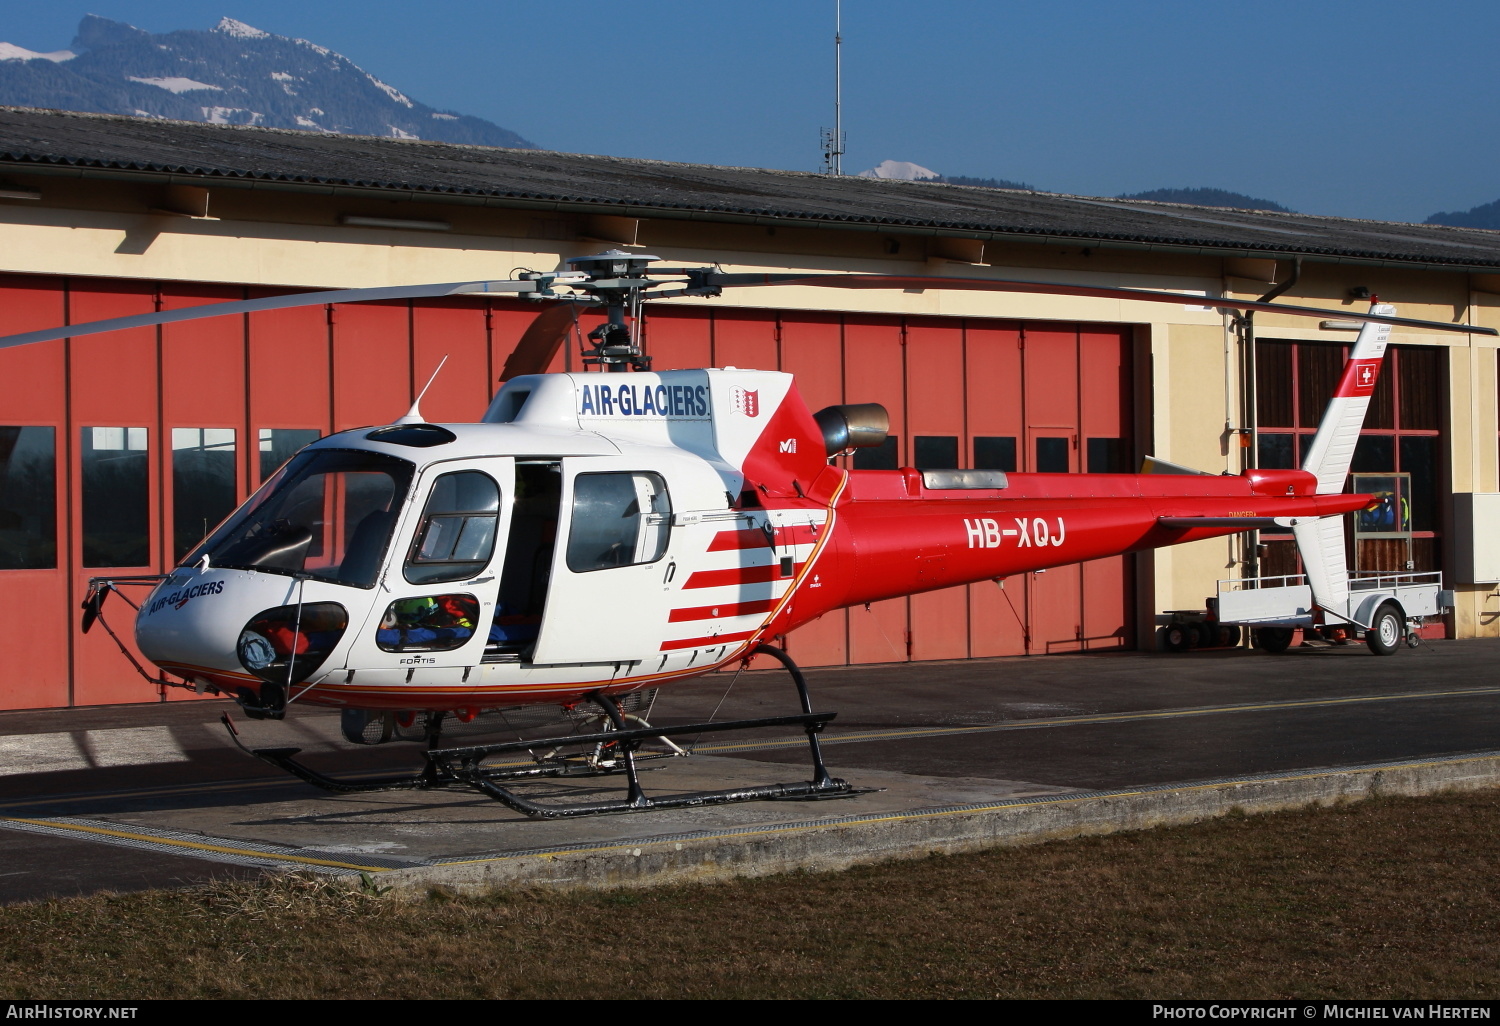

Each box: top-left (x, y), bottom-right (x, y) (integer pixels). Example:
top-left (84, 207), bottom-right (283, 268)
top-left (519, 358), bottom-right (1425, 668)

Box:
top-left (690, 273), bottom-right (1496, 336)
top-left (500, 301), bottom-right (582, 381)
top-left (0, 279), bottom-right (539, 351)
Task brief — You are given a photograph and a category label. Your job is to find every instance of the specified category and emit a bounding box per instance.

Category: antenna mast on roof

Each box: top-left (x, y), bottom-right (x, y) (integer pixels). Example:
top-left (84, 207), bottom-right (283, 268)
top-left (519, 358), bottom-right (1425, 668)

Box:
top-left (821, 0), bottom-right (844, 175)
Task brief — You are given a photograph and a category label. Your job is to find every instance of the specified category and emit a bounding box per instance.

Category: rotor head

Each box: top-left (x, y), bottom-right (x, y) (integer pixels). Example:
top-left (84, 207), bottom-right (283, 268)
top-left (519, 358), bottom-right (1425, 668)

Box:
top-left (566, 249), bottom-right (663, 281)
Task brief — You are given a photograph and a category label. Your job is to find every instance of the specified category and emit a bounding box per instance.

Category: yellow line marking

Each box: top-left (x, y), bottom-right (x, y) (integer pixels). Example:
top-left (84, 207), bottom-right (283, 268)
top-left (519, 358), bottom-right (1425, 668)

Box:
top-left (0, 816), bottom-right (393, 873)
top-left (436, 750), bottom-right (1500, 867)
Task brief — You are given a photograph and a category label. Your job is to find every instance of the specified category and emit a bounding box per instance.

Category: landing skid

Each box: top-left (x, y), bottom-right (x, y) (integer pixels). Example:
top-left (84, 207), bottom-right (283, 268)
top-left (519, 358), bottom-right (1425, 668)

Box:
top-left (222, 643), bottom-right (868, 819)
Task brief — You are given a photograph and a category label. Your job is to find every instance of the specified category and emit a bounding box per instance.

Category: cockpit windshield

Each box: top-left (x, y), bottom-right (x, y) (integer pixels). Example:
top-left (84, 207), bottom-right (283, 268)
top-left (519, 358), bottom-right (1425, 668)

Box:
top-left (184, 449), bottom-right (414, 588)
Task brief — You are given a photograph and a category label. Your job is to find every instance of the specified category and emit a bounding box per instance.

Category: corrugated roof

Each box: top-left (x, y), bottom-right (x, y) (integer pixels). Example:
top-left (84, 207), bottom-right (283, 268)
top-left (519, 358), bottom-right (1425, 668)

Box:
top-left (2, 106), bottom-right (1498, 270)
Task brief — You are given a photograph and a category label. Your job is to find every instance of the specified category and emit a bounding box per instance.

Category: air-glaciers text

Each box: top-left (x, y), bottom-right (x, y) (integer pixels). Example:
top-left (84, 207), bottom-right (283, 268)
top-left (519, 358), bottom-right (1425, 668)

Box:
top-left (578, 382), bottom-right (710, 419)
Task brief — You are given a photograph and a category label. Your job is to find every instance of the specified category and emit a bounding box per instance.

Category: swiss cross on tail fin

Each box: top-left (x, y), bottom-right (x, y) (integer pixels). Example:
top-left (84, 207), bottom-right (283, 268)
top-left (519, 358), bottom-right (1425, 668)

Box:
top-left (1350, 360), bottom-right (1379, 393)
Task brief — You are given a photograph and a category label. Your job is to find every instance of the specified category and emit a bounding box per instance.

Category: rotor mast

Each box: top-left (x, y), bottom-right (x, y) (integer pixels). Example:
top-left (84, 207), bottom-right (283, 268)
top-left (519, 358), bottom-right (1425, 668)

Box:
top-left (565, 250), bottom-right (657, 373)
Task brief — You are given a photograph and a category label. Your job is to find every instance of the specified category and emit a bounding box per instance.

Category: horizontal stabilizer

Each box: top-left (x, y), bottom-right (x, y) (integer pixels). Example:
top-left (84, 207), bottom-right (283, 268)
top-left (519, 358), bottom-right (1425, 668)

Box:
top-left (1140, 456), bottom-right (1216, 476)
top-left (1157, 516), bottom-right (1313, 530)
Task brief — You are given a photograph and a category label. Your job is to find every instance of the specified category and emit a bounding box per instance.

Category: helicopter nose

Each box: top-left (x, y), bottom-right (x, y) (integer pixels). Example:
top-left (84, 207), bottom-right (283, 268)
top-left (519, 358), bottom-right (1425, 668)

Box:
top-left (235, 602), bottom-right (349, 686)
top-left (134, 570), bottom-right (349, 689)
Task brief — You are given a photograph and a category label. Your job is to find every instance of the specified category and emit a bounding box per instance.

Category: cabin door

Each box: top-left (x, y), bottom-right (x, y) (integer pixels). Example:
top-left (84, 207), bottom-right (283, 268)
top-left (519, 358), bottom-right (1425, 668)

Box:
top-left (343, 457), bottom-right (512, 671)
top-left (529, 458), bottom-right (676, 666)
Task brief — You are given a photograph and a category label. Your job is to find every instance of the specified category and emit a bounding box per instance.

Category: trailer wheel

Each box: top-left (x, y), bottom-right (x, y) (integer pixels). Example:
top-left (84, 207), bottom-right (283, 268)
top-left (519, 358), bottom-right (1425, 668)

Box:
top-left (1366, 603), bottom-right (1403, 656)
top-left (1220, 624), bottom-right (1242, 647)
top-left (1254, 626), bottom-right (1295, 653)
top-left (1163, 623), bottom-right (1196, 651)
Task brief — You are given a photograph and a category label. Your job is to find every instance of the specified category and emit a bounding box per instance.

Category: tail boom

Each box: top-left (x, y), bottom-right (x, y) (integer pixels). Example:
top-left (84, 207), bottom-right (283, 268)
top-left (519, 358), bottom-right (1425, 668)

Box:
top-left (796, 473), bottom-right (1370, 615)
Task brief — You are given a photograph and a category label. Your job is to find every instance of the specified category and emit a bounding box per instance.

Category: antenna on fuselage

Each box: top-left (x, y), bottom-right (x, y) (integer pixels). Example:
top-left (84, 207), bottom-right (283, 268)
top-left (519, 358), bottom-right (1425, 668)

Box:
top-left (395, 354), bottom-right (449, 424)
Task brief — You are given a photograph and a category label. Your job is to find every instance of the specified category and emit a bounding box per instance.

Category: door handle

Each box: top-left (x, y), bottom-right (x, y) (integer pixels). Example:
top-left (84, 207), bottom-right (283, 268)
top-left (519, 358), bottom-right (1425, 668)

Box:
top-left (663, 561), bottom-right (677, 584)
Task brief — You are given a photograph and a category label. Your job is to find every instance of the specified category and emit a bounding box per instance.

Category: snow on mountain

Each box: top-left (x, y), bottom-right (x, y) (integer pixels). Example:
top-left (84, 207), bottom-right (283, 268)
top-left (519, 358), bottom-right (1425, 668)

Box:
top-left (214, 18), bottom-right (270, 40)
top-left (366, 75), bottom-right (413, 108)
top-left (0, 14), bottom-right (535, 148)
top-left (0, 42), bottom-right (75, 62)
top-left (128, 76), bottom-right (222, 94)
top-left (858, 160), bottom-right (942, 181)
top-left (202, 106), bottom-right (263, 125)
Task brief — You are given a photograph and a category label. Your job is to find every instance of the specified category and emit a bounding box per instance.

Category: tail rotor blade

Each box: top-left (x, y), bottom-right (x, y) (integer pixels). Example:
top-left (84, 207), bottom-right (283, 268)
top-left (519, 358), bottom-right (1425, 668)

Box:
top-left (500, 302), bottom-right (580, 381)
top-left (0, 279), bottom-right (538, 352)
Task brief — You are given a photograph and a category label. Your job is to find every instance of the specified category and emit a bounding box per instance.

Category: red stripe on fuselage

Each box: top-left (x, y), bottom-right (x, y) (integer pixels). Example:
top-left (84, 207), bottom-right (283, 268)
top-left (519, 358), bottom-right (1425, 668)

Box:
top-left (668, 598), bottom-right (778, 623)
top-left (707, 525), bottom-right (822, 551)
top-left (708, 528), bottom-right (770, 551)
top-left (659, 630), bottom-right (757, 651)
top-left (682, 562), bottom-right (804, 589)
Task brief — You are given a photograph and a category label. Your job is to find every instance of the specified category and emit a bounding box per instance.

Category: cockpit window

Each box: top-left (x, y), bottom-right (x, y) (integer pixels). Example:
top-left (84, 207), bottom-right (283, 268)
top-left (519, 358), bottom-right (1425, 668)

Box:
top-left (184, 449), bottom-right (413, 588)
top-left (404, 470), bottom-right (501, 584)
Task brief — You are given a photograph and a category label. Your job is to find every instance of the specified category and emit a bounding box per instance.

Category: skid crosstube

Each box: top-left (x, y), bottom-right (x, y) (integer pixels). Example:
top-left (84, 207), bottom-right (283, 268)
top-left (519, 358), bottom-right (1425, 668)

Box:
top-left (224, 709), bottom-right (857, 813)
top-left (222, 643), bottom-right (865, 819)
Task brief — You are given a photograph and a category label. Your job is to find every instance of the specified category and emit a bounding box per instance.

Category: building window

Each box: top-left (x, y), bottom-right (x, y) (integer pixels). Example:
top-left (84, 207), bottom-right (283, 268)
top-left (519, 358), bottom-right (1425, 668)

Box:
top-left (81, 427), bottom-right (150, 567)
top-left (1257, 341), bottom-right (1443, 572)
top-left (566, 472), bottom-right (670, 572)
top-left (1035, 436), bottom-right (1070, 473)
top-left (913, 435), bottom-right (958, 470)
top-left (0, 426), bottom-right (56, 570)
top-left (852, 435), bottom-right (899, 470)
top-left (973, 436), bottom-right (1017, 472)
top-left (258, 428), bottom-right (322, 483)
top-left (172, 428), bottom-right (238, 562)
top-left (1087, 437), bottom-right (1130, 473)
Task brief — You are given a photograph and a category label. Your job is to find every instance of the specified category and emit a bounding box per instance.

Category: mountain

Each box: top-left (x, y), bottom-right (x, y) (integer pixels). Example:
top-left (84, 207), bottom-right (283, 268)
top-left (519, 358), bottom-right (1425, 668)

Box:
top-left (0, 15), bottom-right (535, 148)
top-left (1116, 187), bottom-right (1292, 213)
top-left (1425, 199), bottom-right (1500, 230)
top-left (938, 174), bottom-right (1035, 191)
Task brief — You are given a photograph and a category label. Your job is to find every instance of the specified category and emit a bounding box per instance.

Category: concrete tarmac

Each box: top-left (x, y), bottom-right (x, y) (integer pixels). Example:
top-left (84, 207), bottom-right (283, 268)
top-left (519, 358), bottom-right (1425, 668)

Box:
top-left (1, 636), bottom-right (1497, 903)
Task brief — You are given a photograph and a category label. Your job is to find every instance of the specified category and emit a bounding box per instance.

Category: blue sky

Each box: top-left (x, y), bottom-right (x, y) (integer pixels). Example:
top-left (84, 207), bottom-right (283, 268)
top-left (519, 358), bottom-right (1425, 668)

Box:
top-left (3, 1), bottom-right (1497, 223)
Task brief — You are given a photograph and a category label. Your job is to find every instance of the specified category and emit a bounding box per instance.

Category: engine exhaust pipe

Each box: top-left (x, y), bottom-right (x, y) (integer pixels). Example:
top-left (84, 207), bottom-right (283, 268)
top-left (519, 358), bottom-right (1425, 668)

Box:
top-left (814, 403), bottom-right (889, 457)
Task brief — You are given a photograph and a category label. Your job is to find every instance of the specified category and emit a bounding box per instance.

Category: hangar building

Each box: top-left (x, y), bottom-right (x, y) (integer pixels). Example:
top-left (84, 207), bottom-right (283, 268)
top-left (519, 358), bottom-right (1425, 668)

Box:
top-left (0, 106), bottom-right (1497, 711)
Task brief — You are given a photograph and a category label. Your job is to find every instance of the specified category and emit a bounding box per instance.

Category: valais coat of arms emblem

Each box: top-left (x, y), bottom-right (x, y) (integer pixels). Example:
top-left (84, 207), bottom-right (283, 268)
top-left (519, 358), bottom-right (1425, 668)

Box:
top-left (730, 386), bottom-right (760, 417)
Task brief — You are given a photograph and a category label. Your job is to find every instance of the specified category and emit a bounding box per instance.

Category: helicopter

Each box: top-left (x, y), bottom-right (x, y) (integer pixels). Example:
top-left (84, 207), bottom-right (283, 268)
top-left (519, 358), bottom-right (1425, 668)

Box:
top-left (1, 250), bottom-right (1489, 818)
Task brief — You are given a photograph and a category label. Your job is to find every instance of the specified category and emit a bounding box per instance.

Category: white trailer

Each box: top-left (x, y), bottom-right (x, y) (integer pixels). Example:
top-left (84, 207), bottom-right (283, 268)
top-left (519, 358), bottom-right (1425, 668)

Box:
top-left (1207, 569), bottom-right (1451, 655)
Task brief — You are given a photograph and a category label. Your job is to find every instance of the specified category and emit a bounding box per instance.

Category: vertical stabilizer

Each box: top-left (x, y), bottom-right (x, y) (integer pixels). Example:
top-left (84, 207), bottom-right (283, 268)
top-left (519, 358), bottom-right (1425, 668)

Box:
top-left (1290, 303), bottom-right (1393, 618)
top-left (1299, 304), bottom-right (1393, 494)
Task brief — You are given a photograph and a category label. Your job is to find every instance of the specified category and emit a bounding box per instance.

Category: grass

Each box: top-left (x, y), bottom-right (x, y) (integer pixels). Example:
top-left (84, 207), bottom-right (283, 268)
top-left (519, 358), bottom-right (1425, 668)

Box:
top-left (3, 790), bottom-right (1499, 999)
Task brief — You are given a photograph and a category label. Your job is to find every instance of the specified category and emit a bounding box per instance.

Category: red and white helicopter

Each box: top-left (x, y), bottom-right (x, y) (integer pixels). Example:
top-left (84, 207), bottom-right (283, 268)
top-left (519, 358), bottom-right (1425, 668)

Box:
top-left (2, 251), bottom-right (1488, 817)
